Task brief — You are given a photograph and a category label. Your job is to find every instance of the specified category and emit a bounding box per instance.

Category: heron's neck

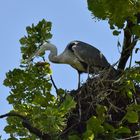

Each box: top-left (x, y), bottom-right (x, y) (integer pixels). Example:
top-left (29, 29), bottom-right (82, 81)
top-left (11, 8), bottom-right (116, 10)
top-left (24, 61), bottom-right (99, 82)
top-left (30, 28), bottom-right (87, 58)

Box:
top-left (47, 43), bottom-right (64, 63)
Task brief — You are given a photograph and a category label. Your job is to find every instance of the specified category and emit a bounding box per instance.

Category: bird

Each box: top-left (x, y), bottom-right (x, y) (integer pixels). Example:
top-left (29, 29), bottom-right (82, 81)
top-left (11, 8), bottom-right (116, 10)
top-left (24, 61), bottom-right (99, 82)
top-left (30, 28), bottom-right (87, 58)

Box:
top-left (28, 40), bottom-right (113, 88)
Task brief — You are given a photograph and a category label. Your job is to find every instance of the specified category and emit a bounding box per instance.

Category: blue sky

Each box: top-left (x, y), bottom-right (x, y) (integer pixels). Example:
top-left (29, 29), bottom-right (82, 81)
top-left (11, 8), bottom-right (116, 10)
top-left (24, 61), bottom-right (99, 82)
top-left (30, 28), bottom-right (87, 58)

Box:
top-left (1, 0), bottom-right (138, 139)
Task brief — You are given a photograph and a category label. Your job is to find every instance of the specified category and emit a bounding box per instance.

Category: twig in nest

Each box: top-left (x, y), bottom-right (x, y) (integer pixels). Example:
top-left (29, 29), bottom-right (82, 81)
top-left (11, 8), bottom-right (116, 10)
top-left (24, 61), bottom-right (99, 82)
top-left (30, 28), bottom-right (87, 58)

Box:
top-left (106, 97), bottom-right (124, 113)
top-left (77, 90), bottom-right (82, 122)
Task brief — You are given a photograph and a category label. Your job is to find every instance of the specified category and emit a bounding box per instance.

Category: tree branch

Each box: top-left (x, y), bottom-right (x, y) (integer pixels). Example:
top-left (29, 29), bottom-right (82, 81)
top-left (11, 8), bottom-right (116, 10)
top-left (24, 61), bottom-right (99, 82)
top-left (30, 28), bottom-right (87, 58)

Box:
top-left (50, 75), bottom-right (58, 93)
top-left (118, 22), bottom-right (134, 70)
top-left (117, 13), bottom-right (140, 71)
top-left (0, 112), bottom-right (51, 140)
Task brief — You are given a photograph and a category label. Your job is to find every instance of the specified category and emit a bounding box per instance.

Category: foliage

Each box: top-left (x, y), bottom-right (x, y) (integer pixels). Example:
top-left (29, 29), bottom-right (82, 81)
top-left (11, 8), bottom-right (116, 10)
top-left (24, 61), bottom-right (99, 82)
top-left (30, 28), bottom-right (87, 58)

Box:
top-left (2, 20), bottom-right (76, 139)
top-left (87, 0), bottom-right (140, 36)
top-left (118, 67), bottom-right (140, 99)
top-left (62, 66), bottom-right (140, 140)
top-left (20, 19), bottom-right (52, 61)
top-left (1, 1), bottom-right (140, 140)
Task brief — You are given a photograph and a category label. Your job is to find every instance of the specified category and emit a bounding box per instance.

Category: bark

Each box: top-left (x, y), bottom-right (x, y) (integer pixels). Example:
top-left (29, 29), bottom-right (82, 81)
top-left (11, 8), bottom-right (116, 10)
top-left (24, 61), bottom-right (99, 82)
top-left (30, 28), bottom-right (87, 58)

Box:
top-left (117, 20), bottom-right (137, 71)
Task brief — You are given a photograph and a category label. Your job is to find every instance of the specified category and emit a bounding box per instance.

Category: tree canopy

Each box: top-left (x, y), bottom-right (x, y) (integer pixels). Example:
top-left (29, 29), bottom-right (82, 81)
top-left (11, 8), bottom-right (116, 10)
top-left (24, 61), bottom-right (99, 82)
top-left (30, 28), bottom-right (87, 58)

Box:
top-left (1, 0), bottom-right (140, 140)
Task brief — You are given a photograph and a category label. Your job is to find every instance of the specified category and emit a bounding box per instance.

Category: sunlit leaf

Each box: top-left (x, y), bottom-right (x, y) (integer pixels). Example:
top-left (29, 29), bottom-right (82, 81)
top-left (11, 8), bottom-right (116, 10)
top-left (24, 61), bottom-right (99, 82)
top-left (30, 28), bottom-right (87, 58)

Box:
top-left (115, 126), bottom-right (131, 134)
top-left (87, 116), bottom-right (104, 136)
top-left (96, 104), bottom-right (107, 122)
top-left (83, 130), bottom-right (94, 140)
top-left (125, 111), bottom-right (138, 123)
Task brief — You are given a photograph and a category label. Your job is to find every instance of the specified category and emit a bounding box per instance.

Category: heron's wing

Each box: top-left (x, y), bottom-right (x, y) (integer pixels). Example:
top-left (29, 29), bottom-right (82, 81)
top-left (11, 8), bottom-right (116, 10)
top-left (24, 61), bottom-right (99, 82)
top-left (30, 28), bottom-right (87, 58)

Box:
top-left (71, 41), bottom-right (110, 68)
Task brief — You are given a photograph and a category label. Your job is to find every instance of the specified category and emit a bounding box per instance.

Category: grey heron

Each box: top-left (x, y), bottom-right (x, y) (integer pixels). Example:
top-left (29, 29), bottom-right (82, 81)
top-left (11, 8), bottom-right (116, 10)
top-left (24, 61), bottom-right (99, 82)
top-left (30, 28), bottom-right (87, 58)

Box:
top-left (28, 41), bottom-right (113, 88)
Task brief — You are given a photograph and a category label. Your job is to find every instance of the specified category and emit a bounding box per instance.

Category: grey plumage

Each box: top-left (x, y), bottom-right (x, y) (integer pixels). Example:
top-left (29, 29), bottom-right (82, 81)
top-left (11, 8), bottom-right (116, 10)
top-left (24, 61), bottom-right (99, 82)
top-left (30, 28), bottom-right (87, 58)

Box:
top-left (65, 41), bottom-right (110, 73)
top-left (29, 40), bottom-right (113, 87)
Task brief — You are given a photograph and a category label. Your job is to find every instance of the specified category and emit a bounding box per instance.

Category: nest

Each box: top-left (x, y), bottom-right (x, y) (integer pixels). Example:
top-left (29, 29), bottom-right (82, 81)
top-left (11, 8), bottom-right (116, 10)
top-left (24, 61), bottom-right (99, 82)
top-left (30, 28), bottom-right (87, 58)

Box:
top-left (61, 68), bottom-right (140, 138)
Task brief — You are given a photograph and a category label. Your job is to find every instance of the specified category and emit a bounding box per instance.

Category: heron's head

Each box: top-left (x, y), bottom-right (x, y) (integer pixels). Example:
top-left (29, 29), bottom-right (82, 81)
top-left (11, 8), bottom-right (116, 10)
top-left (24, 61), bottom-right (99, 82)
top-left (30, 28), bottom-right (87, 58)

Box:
top-left (27, 42), bottom-right (56, 62)
top-left (35, 42), bottom-right (51, 56)
top-left (26, 42), bottom-right (51, 63)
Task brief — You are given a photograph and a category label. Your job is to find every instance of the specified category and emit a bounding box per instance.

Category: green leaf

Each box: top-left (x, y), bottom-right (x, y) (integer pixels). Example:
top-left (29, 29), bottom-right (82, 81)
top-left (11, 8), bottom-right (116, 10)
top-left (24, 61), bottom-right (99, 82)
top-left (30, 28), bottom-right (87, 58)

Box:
top-left (19, 19), bottom-right (52, 62)
top-left (113, 30), bottom-right (121, 36)
top-left (104, 123), bottom-right (115, 133)
top-left (7, 95), bottom-right (15, 104)
top-left (125, 111), bottom-right (138, 123)
top-left (4, 126), bottom-right (15, 133)
top-left (96, 104), bottom-right (107, 122)
top-left (127, 90), bottom-right (133, 99)
top-left (127, 104), bottom-right (140, 112)
top-left (87, 116), bottom-right (104, 136)
top-left (68, 135), bottom-right (81, 140)
top-left (83, 130), bottom-right (94, 140)
top-left (115, 126), bottom-right (131, 134)
top-left (132, 25), bottom-right (140, 37)
top-left (26, 26), bottom-right (33, 34)
top-left (87, 0), bottom-right (140, 33)
top-left (57, 88), bottom-right (65, 96)
top-left (59, 95), bottom-right (76, 113)
top-left (19, 37), bottom-right (27, 45)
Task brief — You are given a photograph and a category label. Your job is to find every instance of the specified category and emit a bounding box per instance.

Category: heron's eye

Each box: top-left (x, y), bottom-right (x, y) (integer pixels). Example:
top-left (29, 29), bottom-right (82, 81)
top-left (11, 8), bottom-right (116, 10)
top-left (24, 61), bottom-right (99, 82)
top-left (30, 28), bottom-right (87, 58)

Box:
top-left (67, 42), bottom-right (76, 50)
top-left (70, 43), bottom-right (76, 47)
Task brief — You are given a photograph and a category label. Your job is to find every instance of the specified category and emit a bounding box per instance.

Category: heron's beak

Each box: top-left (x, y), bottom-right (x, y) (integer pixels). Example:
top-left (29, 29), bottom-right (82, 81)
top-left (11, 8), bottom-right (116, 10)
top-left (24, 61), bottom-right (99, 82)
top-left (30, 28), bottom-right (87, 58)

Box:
top-left (34, 46), bottom-right (46, 57)
top-left (26, 48), bottom-right (42, 63)
top-left (26, 44), bottom-right (47, 63)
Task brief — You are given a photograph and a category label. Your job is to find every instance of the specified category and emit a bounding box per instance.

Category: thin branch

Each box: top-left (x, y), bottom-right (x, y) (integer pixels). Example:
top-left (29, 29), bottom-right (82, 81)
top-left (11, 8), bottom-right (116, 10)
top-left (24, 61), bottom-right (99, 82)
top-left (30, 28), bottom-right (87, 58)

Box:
top-left (117, 38), bottom-right (122, 54)
top-left (117, 19), bottom-right (138, 71)
top-left (115, 134), bottom-right (140, 140)
top-left (0, 112), bottom-right (26, 120)
top-left (59, 123), bottom-right (78, 138)
top-left (0, 112), bottom-right (51, 140)
top-left (77, 91), bottom-right (82, 123)
top-left (129, 49), bottom-right (133, 68)
top-left (50, 75), bottom-right (58, 93)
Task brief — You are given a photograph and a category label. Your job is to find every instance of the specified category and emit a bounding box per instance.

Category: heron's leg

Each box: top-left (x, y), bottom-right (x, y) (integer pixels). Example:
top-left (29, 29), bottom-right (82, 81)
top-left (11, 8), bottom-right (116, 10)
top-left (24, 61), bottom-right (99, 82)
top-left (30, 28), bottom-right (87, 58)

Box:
top-left (87, 65), bottom-right (90, 80)
top-left (86, 66), bottom-right (92, 90)
top-left (78, 71), bottom-right (81, 88)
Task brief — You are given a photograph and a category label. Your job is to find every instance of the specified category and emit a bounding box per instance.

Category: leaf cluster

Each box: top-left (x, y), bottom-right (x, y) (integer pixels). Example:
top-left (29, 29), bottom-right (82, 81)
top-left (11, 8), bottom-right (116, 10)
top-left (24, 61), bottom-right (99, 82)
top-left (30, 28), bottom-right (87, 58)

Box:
top-left (1, 1), bottom-right (140, 139)
top-left (2, 20), bottom-right (76, 140)
top-left (20, 19), bottom-right (52, 61)
top-left (87, 0), bottom-right (140, 36)
top-left (3, 62), bottom-right (76, 139)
